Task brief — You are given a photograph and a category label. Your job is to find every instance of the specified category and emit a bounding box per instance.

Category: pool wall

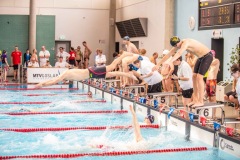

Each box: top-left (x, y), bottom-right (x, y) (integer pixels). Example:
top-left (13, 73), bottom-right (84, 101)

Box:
top-left (75, 81), bottom-right (240, 158)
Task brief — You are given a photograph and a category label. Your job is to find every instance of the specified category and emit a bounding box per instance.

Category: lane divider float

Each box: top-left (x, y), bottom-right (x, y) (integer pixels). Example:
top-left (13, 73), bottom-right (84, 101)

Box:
top-left (4, 110), bottom-right (128, 115)
top-left (0, 88), bottom-right (78, 90)
top-left (0, 147), bottom-right (207, 159)
top-left (0, 102), bottom-right (51, 104)
top-left (23, 93), bottom-right (88, 96)
top-left (1, 124), bottom-right (159, 132)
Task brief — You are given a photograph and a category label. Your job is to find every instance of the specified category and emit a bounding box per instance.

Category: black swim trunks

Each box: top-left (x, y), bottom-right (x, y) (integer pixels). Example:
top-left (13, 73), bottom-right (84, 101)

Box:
top-left (88, 66), bottom-right (106, 79)
top-left (182, 88), bottom-right (193, 98)
top-left (148, 82), bottom-right (162, 93)
top-left (225, 91), bottom-right (237, 99)
top-left (193, 51), bottom-right (213, 75)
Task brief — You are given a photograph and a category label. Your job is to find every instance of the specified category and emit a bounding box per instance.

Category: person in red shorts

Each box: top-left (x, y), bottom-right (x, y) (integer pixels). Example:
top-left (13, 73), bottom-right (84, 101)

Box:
top-left (206, 50), bottom-right (220, 119)
top-left (11, 46), bottom-right (22, 81)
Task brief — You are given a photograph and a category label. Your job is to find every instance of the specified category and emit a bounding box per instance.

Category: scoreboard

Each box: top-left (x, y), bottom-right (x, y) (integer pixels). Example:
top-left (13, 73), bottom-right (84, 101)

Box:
top-left (199, 0), bottom-right (240, 30)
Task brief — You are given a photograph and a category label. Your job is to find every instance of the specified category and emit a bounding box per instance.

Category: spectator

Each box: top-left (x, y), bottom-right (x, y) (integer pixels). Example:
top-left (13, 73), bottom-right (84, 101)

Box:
top-left (57, 47), bottom-right (69, 63)
top-left (43, 60), bottom-right (52, 68)
top-left (23, 49), bottom-right (31, 67)
top-left (11, 46), bottom-right (22, 81)
top-left (31, 49), bottom-right (38, 63)
top-left (83, 41), bottom-right (92, 69)
top-left (95, 49), bottom-right (106, 67)
top-left (75, 46), bottom-right (83, 68)
top-left (224, 74), bottom-right (238, 109)
top-left (39, 46), bottom-right (50, 67)
top-left (55, 56), bottom-right (69, 68)
top-left (1, 50), bottom-right (10, 82)
top-left (28, 57), bottom-right (39, 68)
top-left (150, 52), bottom-right (158, 65)
top-left (69, 47), bottom-right (76, 67)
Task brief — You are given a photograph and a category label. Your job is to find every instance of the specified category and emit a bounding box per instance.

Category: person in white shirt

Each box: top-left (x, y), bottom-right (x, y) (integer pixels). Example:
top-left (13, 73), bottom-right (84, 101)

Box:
top-left (133, 59), bottom-right (163, 93)
top-left (95, 49), bottom-right (106, 67)
top-left (172, 56), bottom-right (193, 117)
top-left (39, 46), bottom-right (50, 67)
top-left (56, 47), bottom-right (70, 63)
top-left (28, 57), bottom-right (39, 68)
top-left (230, 64), bottom-right (240, 120)
top-left (55, 56), bottom-right (69, 68)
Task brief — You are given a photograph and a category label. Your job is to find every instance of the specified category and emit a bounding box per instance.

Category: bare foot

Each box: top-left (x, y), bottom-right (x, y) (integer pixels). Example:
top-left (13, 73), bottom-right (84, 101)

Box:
top-left (192, 102), bottom-right (204, 109)
top-left (187, 101), bottom-right (196, 107)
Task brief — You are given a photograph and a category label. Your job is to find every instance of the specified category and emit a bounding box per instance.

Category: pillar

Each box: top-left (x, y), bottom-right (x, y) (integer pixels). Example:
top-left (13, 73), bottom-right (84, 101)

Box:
top-left (108, 0), bottom-right (116, 64)
top-left (29, 0), bottom-right (37, 52)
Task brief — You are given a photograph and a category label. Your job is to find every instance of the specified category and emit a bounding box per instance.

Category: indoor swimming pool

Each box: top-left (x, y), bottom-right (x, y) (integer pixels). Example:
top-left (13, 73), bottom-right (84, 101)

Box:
top-left (0, 85), bottom-right (239, 160)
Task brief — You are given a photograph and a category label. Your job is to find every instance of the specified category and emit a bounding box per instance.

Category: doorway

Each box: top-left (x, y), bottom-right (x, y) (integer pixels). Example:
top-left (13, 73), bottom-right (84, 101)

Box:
top-left (211, 38), bottom-right (223, 82)
top-left (55, 40), bottom-right (71, 62)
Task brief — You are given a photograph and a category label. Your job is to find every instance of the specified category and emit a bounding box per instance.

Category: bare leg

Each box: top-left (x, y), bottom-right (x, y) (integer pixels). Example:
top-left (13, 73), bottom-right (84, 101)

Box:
top-left (182, 97), bottom-right (191, 118)
top-left (106, 72), bottom-right (138, 81)
top-left (13, 70), bottom-right (17, 80)
top-left (189, 73), bottom-right (198, 106)
top-left (193, 74), bottom-right (204, 107)
top-left (129, 105), bottom-right (143, 142)
top-left (85, 59), bottom-right (89, 68)
top-left (229, 96), bottom-right (239, 109)
top-left (209, 96), bottom-right (216, 118)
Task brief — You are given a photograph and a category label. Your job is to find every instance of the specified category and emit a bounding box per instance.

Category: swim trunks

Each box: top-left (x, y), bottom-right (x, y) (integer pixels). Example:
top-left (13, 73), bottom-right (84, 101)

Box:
top-left (182, 88), bottom-right (193, 98)
top-left (88, 66), bottom-right (106, 79)
top-left (225, 91), bottom-right (237, 99)
top-left (193, 51), bottom-right (213, 75)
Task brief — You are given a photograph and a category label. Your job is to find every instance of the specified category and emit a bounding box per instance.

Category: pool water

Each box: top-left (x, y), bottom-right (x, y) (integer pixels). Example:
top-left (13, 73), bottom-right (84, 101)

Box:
top-left (0, 89), bottom-right (239, 160)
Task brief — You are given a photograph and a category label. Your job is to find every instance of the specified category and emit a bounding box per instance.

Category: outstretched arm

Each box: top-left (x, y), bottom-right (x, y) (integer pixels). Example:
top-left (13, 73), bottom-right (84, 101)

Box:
top-left (35, 70), bottom-right (68, 88)
top-left (129, 105), bottom-right (143, 142)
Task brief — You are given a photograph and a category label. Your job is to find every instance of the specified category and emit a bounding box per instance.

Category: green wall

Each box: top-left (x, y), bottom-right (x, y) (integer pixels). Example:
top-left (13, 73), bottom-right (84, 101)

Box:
top-left (0, 15), bottom-right (55, 65)
top-left (36, 15), bottom-right (55, 65)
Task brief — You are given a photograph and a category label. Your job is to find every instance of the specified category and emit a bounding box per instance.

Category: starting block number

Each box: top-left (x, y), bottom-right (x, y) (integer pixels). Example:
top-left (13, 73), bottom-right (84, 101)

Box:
top-left (197, 108), bottom-right (213, 118)
top-left (156, 96), bottom-right (169, 104)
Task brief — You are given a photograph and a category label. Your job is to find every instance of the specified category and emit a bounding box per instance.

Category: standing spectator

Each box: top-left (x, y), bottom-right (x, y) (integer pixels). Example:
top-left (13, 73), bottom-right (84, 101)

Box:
top-left (83, 41), bottom-right (92, 69)
top-left (55, 56), bottom-right (69, 68)
top-left (150, 52), bottom-right (158, 65)
top-left (23, 49), bottom-right (31, 67)
top-left (11, 46), bottom-right (22, 81)
top-left (95, 49), bottom-right (106, 67)
top-left (57, 47), bottom-right (69, 63)
top-left (172, 56), bottom-right (193, 118)
top-left (31, 49), bottom-right (38, 62)
top-left (1, 50), bottom-right (10, 82)
top-left (69, 47), bottom-right (76, 67)
top-left (206, 50), bottom-right (220, 119)
top-left (75, 46), bottom-right (83, 68)
top-left (39, 46), bottom-right (50, 67)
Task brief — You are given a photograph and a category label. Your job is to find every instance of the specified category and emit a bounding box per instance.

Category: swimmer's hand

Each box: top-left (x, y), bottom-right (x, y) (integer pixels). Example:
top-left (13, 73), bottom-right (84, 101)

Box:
top-left (152, 65), bottom-right (158, 72)
top-left (34, 83), bottom-right (43, 89)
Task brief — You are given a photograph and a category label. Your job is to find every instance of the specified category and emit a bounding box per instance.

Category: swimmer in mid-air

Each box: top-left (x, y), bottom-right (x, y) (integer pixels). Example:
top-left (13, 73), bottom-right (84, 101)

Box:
top-left (35, 52), bottom-right (138, 88)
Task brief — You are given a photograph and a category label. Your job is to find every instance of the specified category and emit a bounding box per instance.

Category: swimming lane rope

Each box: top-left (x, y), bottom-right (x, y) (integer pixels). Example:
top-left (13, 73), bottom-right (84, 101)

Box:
top-left (0, 99), bottom-right (106, 104)
top-left (1, 124), bottom-right (159, 132)
top-left (4, 110), bottom-right (128, 115)
top-left (0, 88), bottom-right (78, 90)
top-left (0, 147), bottom-right (207, 159)
top-left (23, 93), bottom-right (88, 96)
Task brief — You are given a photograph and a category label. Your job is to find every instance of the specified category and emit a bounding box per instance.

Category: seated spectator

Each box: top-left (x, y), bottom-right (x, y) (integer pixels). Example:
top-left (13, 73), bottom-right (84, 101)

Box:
top-left (28, 57), bottom-right (39, 68)
top-left (57, 47), bottom-right (70, 62)
top-left (224, 78), bottom-right (238, 109)
top-left (95, 49), bottom-right (106, 67)
top-left (55, 56), bottom-right (69, 68)
top-left (43, 60), bottom-right (52, 68)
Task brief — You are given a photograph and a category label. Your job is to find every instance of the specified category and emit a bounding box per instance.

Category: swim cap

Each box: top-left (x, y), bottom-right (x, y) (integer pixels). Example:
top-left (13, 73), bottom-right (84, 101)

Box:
top-left (123, 36), bottom-right (130, 41)
top-left (170, 36), bottom-right (180, 46)
top-left (211, 50), bottom-right (216, 57)
top-left (162, 49), bottom-right (169, 55)
top-left (147, 115), bottom-right (154, 124)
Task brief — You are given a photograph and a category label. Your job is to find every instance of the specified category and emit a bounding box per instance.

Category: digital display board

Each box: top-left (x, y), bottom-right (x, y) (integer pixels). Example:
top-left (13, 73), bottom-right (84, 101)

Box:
top-left (199, 0), bottom-right (240, 30)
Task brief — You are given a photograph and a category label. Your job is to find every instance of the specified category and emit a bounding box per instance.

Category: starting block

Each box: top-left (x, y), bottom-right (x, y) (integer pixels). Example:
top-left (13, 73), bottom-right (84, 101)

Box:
top-left (147, 92), bottom-right (178, 109)
top-left (190, 103), bottom-right (225, 124)
top-left (104, 79), bottom-right (120, 88)
top-left (124, 84), bottom-right (145, 95)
